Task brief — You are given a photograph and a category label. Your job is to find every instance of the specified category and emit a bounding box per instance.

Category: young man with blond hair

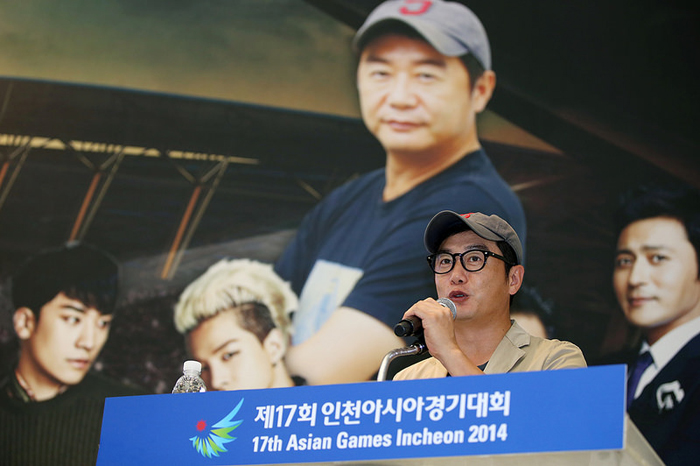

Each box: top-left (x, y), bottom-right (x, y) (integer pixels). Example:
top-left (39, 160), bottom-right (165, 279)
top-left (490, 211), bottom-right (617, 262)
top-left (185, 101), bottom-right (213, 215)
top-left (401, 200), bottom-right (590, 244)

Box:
top-left (174, 258), bottom-right (302, 390)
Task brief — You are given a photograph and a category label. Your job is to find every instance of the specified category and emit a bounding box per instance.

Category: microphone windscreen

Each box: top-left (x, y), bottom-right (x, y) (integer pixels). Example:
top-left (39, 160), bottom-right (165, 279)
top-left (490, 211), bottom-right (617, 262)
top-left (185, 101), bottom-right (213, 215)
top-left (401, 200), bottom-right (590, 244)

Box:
top-left (394, 316), bottom-right (420, 337)
top-left (437, 297), bottom-right (457, 320)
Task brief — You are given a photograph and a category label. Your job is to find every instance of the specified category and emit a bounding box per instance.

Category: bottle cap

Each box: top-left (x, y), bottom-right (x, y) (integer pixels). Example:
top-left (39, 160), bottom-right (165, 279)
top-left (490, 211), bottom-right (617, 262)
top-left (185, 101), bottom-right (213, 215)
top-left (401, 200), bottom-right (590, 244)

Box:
top-left (183, 360), bottom-right (202, 373)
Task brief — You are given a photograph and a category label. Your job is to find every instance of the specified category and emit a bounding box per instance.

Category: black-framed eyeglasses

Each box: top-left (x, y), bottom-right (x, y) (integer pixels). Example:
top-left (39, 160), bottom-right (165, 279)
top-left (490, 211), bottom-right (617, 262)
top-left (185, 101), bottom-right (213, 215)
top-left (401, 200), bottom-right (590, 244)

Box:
top-left (427, 249), bottom-right (514, 274)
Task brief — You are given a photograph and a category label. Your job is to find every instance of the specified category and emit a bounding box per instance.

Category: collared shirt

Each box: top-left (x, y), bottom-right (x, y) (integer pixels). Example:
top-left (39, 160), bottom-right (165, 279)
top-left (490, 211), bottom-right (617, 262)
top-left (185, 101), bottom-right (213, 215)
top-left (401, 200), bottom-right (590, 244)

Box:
top-left (634, 315), bottom-right (700, 399)
top-left (3, 373), bottom-right (33, 403)
top-left (394, 320), bottom-right (586, 380)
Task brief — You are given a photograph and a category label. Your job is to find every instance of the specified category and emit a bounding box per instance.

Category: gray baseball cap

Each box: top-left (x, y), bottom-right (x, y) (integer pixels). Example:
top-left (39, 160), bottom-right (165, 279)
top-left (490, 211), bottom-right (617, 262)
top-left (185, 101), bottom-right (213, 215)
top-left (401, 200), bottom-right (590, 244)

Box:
top-left (424, 211), bottom-right (523, 265)
top-left (353, 0), bottom-right (491, 70)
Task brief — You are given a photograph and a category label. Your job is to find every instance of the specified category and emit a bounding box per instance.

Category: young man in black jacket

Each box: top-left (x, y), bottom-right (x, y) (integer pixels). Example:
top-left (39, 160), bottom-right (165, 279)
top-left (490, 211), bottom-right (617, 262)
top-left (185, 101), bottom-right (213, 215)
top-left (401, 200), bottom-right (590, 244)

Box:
top-left (0, 243), bottom-right (145, 466)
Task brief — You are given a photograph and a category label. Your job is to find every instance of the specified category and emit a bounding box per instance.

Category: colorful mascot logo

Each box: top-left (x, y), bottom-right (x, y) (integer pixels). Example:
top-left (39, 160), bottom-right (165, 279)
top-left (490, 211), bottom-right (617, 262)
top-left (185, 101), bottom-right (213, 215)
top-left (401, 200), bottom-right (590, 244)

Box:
top-left (190, 398), bottom-right (244, 458)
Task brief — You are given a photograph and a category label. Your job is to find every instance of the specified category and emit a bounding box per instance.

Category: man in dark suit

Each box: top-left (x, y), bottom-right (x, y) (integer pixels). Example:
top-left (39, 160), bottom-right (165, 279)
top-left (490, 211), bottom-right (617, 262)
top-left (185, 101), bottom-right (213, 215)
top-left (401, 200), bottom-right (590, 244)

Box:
top-left (612, 183), bottom-right (700, 466)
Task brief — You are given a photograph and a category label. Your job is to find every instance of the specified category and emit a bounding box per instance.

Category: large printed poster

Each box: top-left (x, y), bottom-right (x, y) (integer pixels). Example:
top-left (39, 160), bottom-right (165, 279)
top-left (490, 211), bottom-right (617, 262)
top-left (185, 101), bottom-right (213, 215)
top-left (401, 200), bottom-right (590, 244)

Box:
top-left (0, 0), bottom-right (697, 463)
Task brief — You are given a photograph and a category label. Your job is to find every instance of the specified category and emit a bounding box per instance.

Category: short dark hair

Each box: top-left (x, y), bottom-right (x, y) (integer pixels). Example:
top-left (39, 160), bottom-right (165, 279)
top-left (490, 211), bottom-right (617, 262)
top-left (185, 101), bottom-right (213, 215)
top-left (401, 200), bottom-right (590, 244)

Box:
top-left (356, 21), bottom-right (483, 91)
top-left (234, 302), bottom-right (277, 343)
top-left (11, 242), bottom-right (120, 319)
top-left (496, 240), bottom-right (518, 305)
top-left (460, 53), bottom-right (485, 91)
top-left (496, 240), bottom-right (517, 278)
top-left (615, 183), bottom-right (700, 275)
top-left (511, 285), bottom-right (555, 338)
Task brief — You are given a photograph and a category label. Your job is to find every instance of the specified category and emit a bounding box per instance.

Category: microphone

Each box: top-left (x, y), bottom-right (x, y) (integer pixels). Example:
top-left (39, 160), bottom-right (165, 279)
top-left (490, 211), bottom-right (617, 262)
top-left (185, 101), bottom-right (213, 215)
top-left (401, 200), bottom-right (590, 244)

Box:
top-left (393, 298), bottom-right (457, 337)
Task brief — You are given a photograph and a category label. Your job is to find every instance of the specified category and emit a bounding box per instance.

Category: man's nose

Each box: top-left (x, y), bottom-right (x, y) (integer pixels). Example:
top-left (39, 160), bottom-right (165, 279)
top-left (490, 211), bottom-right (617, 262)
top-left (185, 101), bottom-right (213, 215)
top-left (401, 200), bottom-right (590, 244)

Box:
top-left (449, 259), bottom-right (469, 284)
top-left (76, 322), bottom-right (96, 350)
top-left (628, 259), bottom-right (649, 286)
top-left (387, 75), bottom-right (417, 108)
top-left (210, 368), bottom-right (230, 391)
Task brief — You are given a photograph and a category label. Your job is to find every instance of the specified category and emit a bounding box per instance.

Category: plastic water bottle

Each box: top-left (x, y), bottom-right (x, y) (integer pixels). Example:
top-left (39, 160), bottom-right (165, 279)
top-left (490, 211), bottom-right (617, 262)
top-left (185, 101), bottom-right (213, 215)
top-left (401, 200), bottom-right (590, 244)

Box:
top-left (172, 360), bottom-right (207, 393)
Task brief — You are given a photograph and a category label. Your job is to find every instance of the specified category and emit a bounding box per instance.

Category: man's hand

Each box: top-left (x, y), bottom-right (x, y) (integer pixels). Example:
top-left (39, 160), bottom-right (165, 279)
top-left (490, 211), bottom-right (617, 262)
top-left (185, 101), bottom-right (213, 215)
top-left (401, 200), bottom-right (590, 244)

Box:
top-left (402, 298), bottom-right (483, 376)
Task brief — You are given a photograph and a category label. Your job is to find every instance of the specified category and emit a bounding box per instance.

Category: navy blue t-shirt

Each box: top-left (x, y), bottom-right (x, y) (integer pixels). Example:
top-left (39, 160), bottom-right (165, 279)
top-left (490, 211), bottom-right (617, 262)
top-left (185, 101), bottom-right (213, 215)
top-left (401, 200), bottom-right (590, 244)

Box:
top-left (275, 149), bottom-right (526, 344)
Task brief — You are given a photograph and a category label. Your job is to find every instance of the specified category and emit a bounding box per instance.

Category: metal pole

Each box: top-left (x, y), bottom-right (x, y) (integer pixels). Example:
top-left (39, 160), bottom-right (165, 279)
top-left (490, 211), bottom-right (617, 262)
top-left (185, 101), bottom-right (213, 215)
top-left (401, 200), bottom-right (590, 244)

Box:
top-left (376, 340), bottom-right (427, 382)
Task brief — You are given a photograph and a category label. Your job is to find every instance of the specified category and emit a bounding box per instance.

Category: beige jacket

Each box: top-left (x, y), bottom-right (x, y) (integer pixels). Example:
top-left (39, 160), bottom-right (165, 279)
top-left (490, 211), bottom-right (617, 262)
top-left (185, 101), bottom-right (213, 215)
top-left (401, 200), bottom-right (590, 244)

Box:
top-left (393, 320), bottom-right (587, 380)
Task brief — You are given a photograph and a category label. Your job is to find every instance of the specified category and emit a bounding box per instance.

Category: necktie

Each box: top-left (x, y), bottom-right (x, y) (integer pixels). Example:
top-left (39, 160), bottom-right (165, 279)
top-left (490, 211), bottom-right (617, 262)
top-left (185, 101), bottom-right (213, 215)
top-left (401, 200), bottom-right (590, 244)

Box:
top-left (626, 351), bottom-right (653, 408)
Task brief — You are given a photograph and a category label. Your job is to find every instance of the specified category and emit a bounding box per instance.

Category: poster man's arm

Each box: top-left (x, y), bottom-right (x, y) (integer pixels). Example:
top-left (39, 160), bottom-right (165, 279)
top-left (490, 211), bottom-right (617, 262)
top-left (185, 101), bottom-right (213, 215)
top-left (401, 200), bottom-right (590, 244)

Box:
top-left (284, 307), bottom-right (404, 385)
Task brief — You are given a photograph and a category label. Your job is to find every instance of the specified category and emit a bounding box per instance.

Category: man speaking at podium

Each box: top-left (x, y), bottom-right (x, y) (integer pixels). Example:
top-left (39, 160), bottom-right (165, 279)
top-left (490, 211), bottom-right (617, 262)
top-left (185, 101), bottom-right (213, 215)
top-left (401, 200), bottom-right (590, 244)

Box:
top-left (394, 211), bottom-right (586, 380)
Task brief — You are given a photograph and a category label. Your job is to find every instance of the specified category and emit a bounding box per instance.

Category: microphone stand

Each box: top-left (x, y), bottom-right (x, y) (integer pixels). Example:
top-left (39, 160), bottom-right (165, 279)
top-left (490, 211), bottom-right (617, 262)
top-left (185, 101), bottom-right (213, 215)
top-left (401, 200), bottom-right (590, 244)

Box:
top-left (376, 337), bottom-right (427, 382)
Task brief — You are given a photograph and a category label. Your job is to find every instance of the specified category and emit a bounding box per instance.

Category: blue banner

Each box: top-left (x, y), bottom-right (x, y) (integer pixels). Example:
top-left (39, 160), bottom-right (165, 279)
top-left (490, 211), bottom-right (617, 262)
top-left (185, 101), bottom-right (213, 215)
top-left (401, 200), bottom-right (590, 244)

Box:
top-left (97, 365), bottom-right (626, 465)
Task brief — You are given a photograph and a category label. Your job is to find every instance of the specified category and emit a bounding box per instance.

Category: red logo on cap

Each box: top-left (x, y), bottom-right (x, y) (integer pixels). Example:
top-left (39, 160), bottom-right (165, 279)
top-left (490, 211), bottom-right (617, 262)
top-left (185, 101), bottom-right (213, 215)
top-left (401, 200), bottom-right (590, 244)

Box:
top-left (400, 0), bottom-right (432, 15)
top-left (461, 213), bottom-right (473, 219)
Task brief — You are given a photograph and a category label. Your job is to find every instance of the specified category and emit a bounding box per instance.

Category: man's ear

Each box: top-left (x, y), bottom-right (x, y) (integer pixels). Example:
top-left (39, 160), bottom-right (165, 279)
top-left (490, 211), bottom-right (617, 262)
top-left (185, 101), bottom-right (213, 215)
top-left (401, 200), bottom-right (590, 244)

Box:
top-left (471, 70), bottom-right (496, 114)
top-left (508, 265), bottom-right (525, 296)
top-left (13, 307), bottom-right (36, 340)
top-left (262, 328), bottom-right (287, 366)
